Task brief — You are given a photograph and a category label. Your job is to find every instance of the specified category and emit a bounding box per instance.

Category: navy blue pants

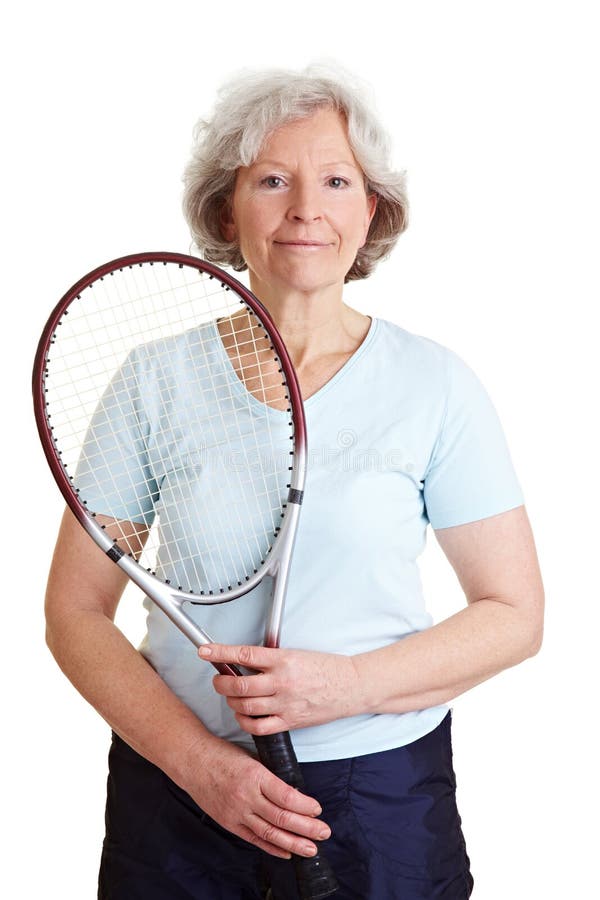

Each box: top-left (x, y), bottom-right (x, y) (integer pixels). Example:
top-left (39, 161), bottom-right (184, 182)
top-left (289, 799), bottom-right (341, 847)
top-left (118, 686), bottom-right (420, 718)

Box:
top-left (98, 710), bottom-right (474, 899)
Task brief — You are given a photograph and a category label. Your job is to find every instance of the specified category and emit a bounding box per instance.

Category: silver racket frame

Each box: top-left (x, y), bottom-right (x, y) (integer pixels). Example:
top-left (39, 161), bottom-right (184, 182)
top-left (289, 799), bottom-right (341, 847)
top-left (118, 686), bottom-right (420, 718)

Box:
top-left (84, 499), bottom-right (302, 653)
top-left (33, 251), bottom-right (308, 659)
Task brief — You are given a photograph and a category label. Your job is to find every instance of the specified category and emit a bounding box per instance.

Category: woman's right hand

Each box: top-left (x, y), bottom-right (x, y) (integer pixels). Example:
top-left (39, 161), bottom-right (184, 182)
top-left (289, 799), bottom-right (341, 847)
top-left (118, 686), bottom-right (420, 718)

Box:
top-left (184, 737), bottom-right (331, 859)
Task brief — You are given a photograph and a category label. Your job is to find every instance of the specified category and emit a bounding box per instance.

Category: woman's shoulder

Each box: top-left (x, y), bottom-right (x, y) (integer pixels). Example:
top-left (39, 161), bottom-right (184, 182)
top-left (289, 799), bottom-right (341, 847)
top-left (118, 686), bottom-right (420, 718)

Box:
top-left (373, 319), bottom-right (501, 418)
top-left (373, 317), bottom-right (455, 376)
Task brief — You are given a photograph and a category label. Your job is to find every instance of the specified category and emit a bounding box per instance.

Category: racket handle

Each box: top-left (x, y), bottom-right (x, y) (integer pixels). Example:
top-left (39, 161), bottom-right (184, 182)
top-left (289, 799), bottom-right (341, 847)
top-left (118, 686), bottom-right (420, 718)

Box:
top-left (253, 732), bottom-right (339, 899)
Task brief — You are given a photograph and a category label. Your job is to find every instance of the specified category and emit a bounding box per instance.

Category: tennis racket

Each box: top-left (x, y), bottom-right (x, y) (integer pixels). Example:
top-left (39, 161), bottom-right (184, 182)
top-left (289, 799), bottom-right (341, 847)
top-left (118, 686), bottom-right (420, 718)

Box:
top-left (32, 251), bottom-right (338, 900)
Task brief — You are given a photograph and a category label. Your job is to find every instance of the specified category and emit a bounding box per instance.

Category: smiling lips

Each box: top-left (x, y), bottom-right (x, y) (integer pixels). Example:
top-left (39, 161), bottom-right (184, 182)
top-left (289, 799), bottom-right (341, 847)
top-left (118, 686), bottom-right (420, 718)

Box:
top-left (275, 240), bottom-right (331, 248)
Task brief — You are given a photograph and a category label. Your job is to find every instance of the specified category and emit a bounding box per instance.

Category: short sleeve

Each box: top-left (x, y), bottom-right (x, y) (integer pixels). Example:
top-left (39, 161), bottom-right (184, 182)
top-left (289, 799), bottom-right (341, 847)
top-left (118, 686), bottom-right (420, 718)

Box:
top-left (75, 350), bottom-right (158, 525)
top-left (423, 349), bottom-right (524, 529)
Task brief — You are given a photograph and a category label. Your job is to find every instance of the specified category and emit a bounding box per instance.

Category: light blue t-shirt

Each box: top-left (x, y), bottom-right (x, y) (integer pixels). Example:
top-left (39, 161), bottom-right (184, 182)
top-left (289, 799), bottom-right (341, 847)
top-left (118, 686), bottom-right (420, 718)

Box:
top-left (78, 316), bottom-right (524, 761)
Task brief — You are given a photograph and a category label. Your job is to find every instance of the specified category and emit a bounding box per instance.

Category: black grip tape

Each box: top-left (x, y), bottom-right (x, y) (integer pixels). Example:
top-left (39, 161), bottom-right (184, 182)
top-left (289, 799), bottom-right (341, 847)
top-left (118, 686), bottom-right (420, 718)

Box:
top-left (253, 732), bottom-right (339, 899)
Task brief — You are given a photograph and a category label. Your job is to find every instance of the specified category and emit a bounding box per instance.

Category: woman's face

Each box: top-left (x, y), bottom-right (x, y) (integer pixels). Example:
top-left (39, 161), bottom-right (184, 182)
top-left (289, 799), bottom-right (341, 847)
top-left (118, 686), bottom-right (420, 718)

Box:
top-left (222, 107), bottom-right (377, 297)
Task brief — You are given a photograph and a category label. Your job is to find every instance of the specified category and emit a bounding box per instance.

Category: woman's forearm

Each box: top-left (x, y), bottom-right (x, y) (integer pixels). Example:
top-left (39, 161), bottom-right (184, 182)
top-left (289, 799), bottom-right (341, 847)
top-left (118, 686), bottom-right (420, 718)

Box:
top-left (43, 514), bottom-right (331, 859)
top-left (197, 507), bottom-right (545, 731)
top-left (47, 609), bottom-right (334, 859)
top-left (46, 609), bottom-right (221, 789)
top-left (202, 597), bottom-right (540, 732)
top-left (352, 598), bottom-right (542, 715)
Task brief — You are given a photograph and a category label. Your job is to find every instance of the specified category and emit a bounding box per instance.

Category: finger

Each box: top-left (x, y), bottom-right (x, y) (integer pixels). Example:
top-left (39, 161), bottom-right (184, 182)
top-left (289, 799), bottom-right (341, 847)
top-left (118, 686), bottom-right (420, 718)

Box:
top-left (255, 796), bottom-right (332, 844)
top-left (227, 697), bottom-right (277, 718)
top-left (226, 695), bottom-right (277, 717)
top-left (212, 672), bottom-right (274, 698)
top-left (244, 813), bottom-right (321, 859)
top-left (236, 823), bottom-right (292, 860)
top-left (198, 643), bottom-right (276, 670)
top-left (260, 772), bottom-right (323, 819)
top-left (235, 713), bottom-right (289, 735)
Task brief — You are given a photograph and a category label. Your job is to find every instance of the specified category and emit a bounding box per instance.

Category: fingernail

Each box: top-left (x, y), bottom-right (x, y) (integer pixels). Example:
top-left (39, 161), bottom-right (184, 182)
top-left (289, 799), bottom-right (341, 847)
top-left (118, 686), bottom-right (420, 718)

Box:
top-left (318, 829), bottom-right (330, 840)
top-left (199, 646), bottom-right (212, 656)
top-left (302, 844), bottom-right (317, 856)
top-left (312, 805), bottom-right (322, 816)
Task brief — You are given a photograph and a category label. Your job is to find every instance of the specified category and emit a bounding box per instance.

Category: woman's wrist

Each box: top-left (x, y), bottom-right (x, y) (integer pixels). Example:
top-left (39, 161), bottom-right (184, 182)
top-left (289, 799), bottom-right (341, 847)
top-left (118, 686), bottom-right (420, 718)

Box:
top-left (168, 727), bottom-right (229, 794)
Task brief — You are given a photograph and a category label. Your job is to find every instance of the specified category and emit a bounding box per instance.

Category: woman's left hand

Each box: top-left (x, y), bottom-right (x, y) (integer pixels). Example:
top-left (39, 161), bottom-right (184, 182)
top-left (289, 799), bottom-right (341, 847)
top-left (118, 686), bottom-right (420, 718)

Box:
top-left (198, 644), bottom-right (363, 734)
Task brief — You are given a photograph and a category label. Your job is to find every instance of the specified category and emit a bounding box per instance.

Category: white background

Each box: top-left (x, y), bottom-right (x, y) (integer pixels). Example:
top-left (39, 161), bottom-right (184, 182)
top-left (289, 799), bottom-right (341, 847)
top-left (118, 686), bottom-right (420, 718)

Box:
top-left (3, 1), bottom-right (598, 897)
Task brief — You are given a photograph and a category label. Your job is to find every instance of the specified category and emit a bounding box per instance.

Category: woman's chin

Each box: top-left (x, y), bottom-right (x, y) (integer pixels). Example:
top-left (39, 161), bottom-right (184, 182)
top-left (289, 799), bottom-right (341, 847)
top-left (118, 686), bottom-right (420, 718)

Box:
top-left (251, 264), bottom-right (344, 299)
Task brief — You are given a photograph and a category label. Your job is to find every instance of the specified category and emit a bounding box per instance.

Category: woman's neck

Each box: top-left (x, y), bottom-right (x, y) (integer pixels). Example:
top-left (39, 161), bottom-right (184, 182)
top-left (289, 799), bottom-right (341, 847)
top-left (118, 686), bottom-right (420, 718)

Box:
top-left (247, 274), bottom-right (369, 369)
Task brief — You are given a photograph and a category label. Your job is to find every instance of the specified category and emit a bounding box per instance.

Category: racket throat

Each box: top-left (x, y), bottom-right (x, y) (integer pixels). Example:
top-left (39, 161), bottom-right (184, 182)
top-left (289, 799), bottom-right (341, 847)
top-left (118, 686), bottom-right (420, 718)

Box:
top-left (263, 501), bottom-right (302, 648)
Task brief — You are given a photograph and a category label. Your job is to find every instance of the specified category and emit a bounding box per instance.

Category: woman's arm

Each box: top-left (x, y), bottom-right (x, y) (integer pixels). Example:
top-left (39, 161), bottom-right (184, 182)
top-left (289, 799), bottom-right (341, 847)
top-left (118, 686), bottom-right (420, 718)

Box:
top-left (205, 505), bottom-right (544, 729)
top-left (45, 507), bottom-right (329, 858)
top-left (352, 504), bottom-right (545, 714)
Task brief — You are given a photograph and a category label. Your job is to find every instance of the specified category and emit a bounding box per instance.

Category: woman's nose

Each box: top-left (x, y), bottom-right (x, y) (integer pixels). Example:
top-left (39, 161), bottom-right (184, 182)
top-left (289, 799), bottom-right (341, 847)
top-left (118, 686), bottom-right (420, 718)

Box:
top-left (286, 182), bottom-right (323, 222)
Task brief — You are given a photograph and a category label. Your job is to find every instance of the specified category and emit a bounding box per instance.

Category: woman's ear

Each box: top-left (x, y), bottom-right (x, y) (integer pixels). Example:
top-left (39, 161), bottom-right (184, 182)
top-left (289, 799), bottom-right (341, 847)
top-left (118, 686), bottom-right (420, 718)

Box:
top-left (219, 199), bottom-right (237, 243)
top-left (359, 193), bottom-right (378, 248)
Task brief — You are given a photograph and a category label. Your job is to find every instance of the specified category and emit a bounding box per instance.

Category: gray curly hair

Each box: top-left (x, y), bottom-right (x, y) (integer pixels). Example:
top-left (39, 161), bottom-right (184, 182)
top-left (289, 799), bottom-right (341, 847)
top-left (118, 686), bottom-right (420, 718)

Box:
top-left (182, 61), bottom-right (409, 282)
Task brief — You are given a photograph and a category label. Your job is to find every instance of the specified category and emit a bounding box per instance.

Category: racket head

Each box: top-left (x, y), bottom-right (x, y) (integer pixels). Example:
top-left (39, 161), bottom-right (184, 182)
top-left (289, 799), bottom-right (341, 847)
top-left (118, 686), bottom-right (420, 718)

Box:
top-left (33, 252), bottom-right (307, 602)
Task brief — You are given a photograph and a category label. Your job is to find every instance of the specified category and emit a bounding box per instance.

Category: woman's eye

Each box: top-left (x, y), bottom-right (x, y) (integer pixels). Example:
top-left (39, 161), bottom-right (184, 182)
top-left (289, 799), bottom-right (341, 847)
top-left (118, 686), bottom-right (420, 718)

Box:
top-left (328, 177), bottom-right (348, 188)
top-left (262, 176), bottom-right (284, 188)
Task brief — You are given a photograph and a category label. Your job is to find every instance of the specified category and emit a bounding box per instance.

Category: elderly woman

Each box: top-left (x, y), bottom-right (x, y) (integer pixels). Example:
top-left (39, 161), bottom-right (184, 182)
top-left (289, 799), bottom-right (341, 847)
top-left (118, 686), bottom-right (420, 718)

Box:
top-left (45, 64), bottom-right (544, 899)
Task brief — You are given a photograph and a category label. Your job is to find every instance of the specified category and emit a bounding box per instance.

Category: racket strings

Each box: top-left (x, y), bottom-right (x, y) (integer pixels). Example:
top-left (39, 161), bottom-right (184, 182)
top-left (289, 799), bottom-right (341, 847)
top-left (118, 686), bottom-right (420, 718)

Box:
top-left (146, 260), bottom-right (291, 592)
top-left (44, 260), bottom-right (296, 594)
top-left (134, 261), bottom-right (257, 591)
top-left (160, 261), bottom-right (283, 591)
